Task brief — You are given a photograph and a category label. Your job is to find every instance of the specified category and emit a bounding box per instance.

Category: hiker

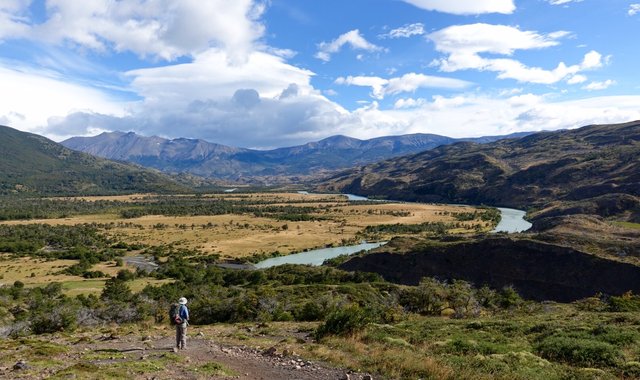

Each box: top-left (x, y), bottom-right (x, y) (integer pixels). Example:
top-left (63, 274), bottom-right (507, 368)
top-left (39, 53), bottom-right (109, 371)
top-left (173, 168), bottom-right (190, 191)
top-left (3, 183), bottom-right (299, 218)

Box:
top-left (175, 297), bottom-right (189, 350)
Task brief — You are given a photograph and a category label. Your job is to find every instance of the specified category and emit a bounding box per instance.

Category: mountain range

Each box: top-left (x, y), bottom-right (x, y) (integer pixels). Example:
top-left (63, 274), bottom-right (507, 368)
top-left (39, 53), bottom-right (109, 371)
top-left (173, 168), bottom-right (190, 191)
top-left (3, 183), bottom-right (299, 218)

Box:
top-left (61, 131), bottom-right (531, 181)
top-left (0, 125), bottom-right (185, 195)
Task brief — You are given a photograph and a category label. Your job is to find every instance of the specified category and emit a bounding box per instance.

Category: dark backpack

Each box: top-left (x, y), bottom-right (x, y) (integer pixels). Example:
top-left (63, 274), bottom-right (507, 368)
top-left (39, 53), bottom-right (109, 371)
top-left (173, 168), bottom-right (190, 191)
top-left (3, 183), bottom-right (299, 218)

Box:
top-left (169, 303), bottom-right (182, 325)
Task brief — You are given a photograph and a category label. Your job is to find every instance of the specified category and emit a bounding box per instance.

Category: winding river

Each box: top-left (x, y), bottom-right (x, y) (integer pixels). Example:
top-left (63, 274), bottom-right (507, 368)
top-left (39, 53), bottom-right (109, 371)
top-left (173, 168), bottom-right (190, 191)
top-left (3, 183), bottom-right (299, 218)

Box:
top-left (254, 194), bottom-right (532, 268)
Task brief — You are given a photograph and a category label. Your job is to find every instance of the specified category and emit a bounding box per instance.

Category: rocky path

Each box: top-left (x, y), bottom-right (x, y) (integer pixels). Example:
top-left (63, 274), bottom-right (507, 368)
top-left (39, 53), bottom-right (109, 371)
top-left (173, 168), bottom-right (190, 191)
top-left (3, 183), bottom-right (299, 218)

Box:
top-left (1, 328), bottom-right (373, 380)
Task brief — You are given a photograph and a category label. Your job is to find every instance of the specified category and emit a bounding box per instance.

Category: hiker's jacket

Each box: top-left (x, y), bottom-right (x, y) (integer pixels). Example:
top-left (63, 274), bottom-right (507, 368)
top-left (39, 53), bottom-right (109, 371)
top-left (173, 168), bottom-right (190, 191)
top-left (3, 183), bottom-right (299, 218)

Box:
top-left (179, 305), bottom-right (189, 324)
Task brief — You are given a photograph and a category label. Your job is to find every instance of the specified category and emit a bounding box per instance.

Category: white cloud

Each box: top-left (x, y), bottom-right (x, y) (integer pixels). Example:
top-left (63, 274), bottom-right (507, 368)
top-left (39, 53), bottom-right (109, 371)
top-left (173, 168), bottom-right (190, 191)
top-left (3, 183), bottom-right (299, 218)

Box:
top-left (380, 23), bottom-right (425, 39)
top-left (547, 0), bottom-right (583, 5)
top-left (0, 0), bottom-right (30, 40)
top-left (335, 76), bottom-right (389, 99)
top-left (629, 4), bottom-right (640, 16)
top-left (336, 73), bottom-right (472, 99)
top-left (582, 80), bottom-right (616, 91)
top-left (428, 23), bottom-right (604, 84)
top-left (386, 73), bottom-right (472, 94)
top-left (401, 0), bottom-right (515, 15)
top-left (315, 29), bottom-right (383, 62)
top-left (40, 89), bottom-right (640, 148)
top-left (2, 0), bottom-right (266, 63)
top-left (566, 74), bottom-right (587, 84)
top-left (394, 98), bottom-right (427, 109)
top-left (0, 64), bottom-right (125, 137)
top-left (127, 48), bottom-right (315, 104)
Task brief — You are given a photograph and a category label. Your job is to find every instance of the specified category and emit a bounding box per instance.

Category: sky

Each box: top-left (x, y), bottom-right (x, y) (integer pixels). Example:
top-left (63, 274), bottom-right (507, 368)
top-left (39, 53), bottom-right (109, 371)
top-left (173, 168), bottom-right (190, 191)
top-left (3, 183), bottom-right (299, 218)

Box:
top-left (1, 0), bottom-right (640, 149)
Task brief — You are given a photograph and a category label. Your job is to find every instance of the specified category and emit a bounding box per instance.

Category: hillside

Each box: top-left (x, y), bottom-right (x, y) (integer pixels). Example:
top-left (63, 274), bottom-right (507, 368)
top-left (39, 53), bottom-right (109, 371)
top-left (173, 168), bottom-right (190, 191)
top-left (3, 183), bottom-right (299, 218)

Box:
top-left (318, 121), bottom-right (640, 223)
top-left (62, 131), bottom-right (530, 181)
top-left (0, 126), bottom-right (186, 195)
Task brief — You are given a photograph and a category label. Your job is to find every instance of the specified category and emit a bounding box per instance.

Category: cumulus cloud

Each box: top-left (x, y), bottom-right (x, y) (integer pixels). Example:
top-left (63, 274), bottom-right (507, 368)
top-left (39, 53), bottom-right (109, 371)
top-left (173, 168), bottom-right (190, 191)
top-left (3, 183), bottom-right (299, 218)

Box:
top-left (380, 23), bottom-right (425, 39)
top-left (3, 0), bottom-right (266, 62)
top-left (127, 49), bottom-right (315, 104)
top-left (43, 89), bottom-right (640, 147)
top-left (336, 73), bottom-right (472, 99)
top-left (335, 76), bottom-right (389, 99)
top-left (315, 29), bottom-right (383, 62)
top-left (629, 4), bottom-right (640, 16)
top-left (428, 23), bottom-right (604, 84)
top-left (582, 80), bottom-right (616, 91)
top-left (401, 0), bottom-right (515, 15)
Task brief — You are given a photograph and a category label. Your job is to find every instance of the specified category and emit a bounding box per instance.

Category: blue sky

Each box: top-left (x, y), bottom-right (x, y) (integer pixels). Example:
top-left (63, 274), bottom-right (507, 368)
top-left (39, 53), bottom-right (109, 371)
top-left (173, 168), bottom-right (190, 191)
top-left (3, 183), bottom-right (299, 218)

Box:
top-left (1, 0), bottom-right (639, 149)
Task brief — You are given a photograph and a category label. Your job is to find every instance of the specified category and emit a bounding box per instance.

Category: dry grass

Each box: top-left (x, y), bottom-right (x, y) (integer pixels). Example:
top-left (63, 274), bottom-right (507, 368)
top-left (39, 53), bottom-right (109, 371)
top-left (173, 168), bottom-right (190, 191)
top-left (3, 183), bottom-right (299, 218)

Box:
top-left (0, 255), bottom-right (169, 293)
top-left (0, 256), bottom-right (79, 286)
top-left (1, 193), bottom-right (489, 259)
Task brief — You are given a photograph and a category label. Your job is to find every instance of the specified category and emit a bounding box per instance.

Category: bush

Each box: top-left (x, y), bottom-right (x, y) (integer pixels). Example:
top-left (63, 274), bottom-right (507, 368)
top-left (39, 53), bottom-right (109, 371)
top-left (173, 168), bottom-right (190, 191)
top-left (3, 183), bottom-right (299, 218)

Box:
top-left (608, 292), bottom-right (640, 312)
top-left (101, 278), bottom-right (132, 302)
top-left (30, 305), bottom-right (77, 334)
top-left (116, 269), bottom-right (136, 281)
top-left (498, 286), bottom-right (522, 308)
top-left (535, 335), bottom-right (621, 367)
top-left (315, 305), bottom-right (370, 340)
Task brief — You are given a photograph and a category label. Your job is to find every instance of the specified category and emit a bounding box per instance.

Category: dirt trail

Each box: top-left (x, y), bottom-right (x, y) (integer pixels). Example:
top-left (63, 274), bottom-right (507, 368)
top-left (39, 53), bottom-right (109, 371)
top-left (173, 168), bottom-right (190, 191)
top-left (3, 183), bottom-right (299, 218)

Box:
top-left (106, 335), bottom-right (353, 380)
top-left (1, 330), bottom-right (371, 380)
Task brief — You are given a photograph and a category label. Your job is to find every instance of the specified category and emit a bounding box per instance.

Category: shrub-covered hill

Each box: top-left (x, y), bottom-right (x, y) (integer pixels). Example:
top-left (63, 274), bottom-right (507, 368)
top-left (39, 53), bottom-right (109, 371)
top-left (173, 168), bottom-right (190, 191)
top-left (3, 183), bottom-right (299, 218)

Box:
top-left (317, 121), bottom-right (640, 223)
top-left (0, 125), bottom-right (187, 195)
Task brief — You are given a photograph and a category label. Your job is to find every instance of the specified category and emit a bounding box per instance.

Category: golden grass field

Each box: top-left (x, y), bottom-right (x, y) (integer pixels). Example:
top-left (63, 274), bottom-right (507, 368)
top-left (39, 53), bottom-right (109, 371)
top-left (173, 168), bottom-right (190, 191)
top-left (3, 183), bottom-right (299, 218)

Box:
top-left (2, 192), bottom-right (490, 258)
top-left (1, 192), bottom-right (492, 293)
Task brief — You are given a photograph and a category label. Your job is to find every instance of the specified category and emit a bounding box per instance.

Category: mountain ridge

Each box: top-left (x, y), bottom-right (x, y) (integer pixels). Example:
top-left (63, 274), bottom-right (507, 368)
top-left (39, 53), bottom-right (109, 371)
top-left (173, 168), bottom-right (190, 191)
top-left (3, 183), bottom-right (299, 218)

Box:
top-left (316, 121), bottom-right (640, 222)
top-left (62, 130), bottom-right (531, 181)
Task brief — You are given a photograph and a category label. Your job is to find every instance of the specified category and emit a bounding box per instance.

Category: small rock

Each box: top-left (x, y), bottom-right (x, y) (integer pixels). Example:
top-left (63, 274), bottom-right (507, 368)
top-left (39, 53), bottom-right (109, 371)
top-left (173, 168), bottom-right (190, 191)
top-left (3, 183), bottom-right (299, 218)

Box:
top-left (363, 375), bottom-right (373, 380)
top-left (172, 347), bottom-right (178, 353)
top-left (340, 374), bottom-right (352, 380)
top-left (142, 335), bottom-right (152, 341)
top-left (295, 365), bottom-right (301, 370)
top-left (262, 346), bottom-right (277, 356)
top-left (13, 360), bottom-right (29, 371)
top-left (197, 331), bottom-right (205, 337)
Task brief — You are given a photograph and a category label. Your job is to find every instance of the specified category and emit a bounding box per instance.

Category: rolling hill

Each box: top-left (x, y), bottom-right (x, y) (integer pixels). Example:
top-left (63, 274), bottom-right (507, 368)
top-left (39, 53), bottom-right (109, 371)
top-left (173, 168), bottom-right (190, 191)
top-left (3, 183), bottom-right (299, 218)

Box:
top-left (317, 121), bottom-right (640, 223)
top-left (62, 131), bottom-right (530, 181)
top-left (0, 125), bottom-right (186, 195)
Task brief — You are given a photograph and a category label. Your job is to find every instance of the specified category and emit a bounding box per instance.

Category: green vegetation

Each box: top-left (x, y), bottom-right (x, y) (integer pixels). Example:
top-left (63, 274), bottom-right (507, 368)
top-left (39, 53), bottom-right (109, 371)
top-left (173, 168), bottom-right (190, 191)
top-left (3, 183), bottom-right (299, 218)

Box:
top-left (0, 188), bottom-right (637, 379)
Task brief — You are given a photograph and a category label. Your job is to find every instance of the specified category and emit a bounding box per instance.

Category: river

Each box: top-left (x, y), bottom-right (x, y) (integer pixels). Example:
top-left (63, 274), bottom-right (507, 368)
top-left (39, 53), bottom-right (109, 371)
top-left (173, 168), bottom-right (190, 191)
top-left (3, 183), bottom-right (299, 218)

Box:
top-left (254, 194), bottom-right (532, 268)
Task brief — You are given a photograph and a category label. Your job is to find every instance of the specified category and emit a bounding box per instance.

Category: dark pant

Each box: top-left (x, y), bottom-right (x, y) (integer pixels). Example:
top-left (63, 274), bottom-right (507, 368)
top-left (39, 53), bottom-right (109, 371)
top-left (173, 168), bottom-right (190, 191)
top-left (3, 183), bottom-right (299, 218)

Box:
top-left (176, 323), bottom-right (187, 349)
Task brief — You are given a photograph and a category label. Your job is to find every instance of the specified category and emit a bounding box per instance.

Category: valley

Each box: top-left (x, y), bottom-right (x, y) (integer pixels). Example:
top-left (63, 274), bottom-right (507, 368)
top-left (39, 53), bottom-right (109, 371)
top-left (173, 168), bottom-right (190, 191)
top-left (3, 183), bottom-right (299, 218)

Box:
top-left (1, 122), bottom-right (640, 380)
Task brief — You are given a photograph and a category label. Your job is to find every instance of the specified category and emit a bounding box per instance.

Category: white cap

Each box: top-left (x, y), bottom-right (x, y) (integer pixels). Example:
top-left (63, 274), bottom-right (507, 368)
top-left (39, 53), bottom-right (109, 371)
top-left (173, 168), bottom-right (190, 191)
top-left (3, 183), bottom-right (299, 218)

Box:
top-left (178, 297), bottom-right (188, 305)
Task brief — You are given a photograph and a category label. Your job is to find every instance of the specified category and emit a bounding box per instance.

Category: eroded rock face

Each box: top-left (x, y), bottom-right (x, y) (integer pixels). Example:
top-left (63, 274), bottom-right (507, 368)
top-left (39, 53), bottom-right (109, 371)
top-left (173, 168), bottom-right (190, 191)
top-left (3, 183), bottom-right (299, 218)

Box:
top-left (339, 237), bottom-right (640, 302)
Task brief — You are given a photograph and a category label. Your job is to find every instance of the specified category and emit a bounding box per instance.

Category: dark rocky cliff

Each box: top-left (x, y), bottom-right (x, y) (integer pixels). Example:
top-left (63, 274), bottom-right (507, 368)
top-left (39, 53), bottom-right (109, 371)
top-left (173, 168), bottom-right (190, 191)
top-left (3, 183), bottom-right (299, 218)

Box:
top-left (338, 237), bottom-right (640, 302)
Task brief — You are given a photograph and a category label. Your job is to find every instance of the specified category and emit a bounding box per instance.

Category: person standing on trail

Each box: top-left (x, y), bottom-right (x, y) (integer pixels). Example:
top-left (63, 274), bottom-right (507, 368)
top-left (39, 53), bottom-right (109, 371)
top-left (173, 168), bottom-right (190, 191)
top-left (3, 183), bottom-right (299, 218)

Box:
top-left (176, 297), bottom-right (189, 350)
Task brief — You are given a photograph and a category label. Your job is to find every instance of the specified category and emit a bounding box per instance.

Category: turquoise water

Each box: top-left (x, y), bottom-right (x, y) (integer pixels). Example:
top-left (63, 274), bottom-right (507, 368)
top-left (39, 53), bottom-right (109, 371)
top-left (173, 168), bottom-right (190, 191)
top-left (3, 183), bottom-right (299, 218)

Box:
top-left (255, 193), bottom-right (531, 268)
top-left (254, 241), bottom-right (386, 269)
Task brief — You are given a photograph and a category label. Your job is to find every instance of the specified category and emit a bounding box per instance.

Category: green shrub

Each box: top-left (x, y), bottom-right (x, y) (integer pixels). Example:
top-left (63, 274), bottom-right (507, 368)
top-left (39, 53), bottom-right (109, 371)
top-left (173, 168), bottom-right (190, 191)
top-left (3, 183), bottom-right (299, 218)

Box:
top-left (498, 286), bottom-right (522, 308)
top-left (30, 305), bottom-right (77, 334)
top-left (535, 335), bottom-right (621, 367)
top-left (315, 305), bottom-right (370, 339)
top-left (608, 292), bottom-right (640, 312)
top-left (116, 269), bottom-right (136, 281)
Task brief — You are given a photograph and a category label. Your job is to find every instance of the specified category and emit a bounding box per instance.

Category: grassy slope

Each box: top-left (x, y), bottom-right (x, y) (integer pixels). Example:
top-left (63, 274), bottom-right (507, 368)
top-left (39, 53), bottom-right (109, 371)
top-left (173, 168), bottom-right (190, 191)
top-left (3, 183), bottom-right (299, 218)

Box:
top-left (0, 125), bottom-right (186, 195)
